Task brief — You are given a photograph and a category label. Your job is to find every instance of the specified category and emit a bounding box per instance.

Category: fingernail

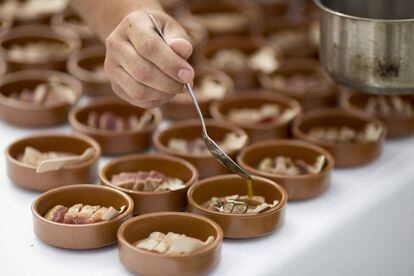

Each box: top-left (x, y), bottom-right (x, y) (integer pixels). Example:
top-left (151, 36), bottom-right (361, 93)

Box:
top-left (177, 68), bottom-right (194, 83)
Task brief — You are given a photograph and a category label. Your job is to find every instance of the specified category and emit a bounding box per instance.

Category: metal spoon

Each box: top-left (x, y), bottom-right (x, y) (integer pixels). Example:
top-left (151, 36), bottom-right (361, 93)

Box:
top-left (148, 13), bottom-right (251, 180)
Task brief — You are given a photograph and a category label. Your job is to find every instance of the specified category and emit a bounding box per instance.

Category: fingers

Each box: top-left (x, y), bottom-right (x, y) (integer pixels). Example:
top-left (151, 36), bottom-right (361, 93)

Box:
top-left (124, 12), bottom-right (194, 83)
top-left (110, 40), bottom-right (184, 94)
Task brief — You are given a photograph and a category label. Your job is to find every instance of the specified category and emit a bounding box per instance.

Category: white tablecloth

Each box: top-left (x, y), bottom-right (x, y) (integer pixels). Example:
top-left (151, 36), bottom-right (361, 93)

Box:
top-left (1, 119), bottom-right (413, 276)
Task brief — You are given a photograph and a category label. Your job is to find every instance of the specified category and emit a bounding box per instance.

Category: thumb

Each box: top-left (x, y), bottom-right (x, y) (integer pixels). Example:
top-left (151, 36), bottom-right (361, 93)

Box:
top-left (164, 21), bottom-right (193, 59)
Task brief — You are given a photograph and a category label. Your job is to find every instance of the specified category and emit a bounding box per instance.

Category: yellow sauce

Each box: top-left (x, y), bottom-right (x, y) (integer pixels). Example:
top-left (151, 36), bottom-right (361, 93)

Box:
top-left (246, 179), bottom-right (253, 199)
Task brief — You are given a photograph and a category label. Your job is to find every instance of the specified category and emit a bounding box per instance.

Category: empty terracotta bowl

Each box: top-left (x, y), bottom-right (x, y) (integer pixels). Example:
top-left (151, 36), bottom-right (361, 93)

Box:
top-left (199, 35), bottom-right (283, 88)
top-left (5, 133), bottom-right (101, 191)
top-left (237, 139), bottom-right (334, 200)
top-left (153, 119), bottom-right (248, 178)
top-left (187, 174), bottom-right (287, 238)
top-left (32, 184), bottom-right (134, 249)
top-left (0, 24), bottom-right (80, 71)
top-left (0, 70), bottom-right (82, 127)
top-left (292, 109), bottom-right (386, 167)
top-left (340, 90), bottom-right (414, 139)
top-left (210, 92), bottom-right (301, 143)
top-left (69, 97), bottom-right (162, 155)
top-left (260, 18), bottom-right (319, 59)
top-left (67, 45), bottom-right (112, 97)
top-left (160, 67), bottom-right (233, 120)
top-left (259, 58), bottom-right (337, 111)
top-left (118, 212), bottom-right (223, 276)
top-left (51, 9), bottom-right (99, 47)
top-left (182, 0), bottom-right (260, 37)
top-left (100, 153), bottom-right (198, 215)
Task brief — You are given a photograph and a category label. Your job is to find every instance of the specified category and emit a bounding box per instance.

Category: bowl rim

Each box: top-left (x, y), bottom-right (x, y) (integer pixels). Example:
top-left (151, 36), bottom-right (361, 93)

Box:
top-left (31, 184), bottom-right (134, 228)
top-left (237, 139), bottom-right (335, 179)
top-left (187, 174), bottom-right (288, 218)
top-left (68, 97), bottom-right (162, 137)
top-left (117, 211), bottom-right (223, 259)
top-left (292, 108), bottom-right (387, 147)
top-left (5, 132), bottom-right (101, 170)
top-left (152, 118), bottom-right (248, 159)
top-left (0, 69), bottom-right (83, 110)
top-left (99, 153), bottom-right (199, 195)
top-left (209, 92), bottom-right (302, 130)
top-left (313, 0), bottom-right (414, 23)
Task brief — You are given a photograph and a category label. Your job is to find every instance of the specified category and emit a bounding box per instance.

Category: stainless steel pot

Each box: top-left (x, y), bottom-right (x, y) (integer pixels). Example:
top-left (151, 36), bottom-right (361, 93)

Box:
top-left (314, 0), bottom-right (414, 94)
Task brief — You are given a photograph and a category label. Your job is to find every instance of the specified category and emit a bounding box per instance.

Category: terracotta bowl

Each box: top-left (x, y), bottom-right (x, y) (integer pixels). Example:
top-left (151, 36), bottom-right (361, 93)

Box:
top-left (260, 18), bottom-right (319, 59)
top-left (0, 70), bottom-right (82, 127)
top-left (292, 109), bottom-right (386, 167)
top-left (69, 97), bottom-right (162, 155)
top-left (5, 133), bottom-right (101, 191)
top-left (153, 119), bottom-right (248, 178)
top-left (237, 139), bottom-right (334, 200)
top-left (181, 0), bottom-right (260, 37)
top-left (210, 92), bottom-right (301, 143)
top-left (67, 45), bottom-right (112, 97)
top-left (340, 90), bottom-right (414, 139)
top-left (51, 9), bottom-right (100, 47)
top-left (0, 24), bottom-right (80, 71)
top-left (100, 153), bottom-right (198, 215)
top-left (32, 184), bottom-right (134, 249)
top-left (259, 58), bottom-right (337, 111)
top-left (118, 212), bottom-right (223, 276)
top-left (187, 174), bottom-right (287, 238)
top-left (199, 35), bottom-right (283, 88)
top-left (160, 67), bottom-right (233, 120)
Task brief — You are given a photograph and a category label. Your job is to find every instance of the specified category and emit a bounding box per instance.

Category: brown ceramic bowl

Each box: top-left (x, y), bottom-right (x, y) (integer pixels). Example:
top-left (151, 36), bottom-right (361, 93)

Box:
top-left (160, 67), bottom-right (233, 120)
top-left (0, 24), bottom-right (80, 71)
top-left (187, 174), bottom-right (287, 238)
top-left (198, 36), bottom-right (282, 89)
top-left (259, 58), bottom-right (337, 111)
top-left (100, 153), bottom-right (198, 215)
top-left (340, 90), bottom-right (414, 139)
top-left (5, 133), bottom-right (101, 191)
top-left (199, 35), bottom-right (283, 88)
top-left (210, 92), bottom-right (301, 143)
top-left (182, 0), bottom-right (260, 37)
top-left (32, 184), bottom-right (134, 249)
top-left (153, 119), bottom-right (248, 178)
top-left (0, 70), bottom-right (82, 127)
top-left (292, 109), bottom-right (386, 167)
top-left (51, 10), bottom-right (99, 47)
top-left (118, 212), bottom-right (223, 276)
top-left (254, 0), bottom-right (288, 17)
top-left (260, 18), bottom-right (319, 59)
top-left (67, 45), bottom-right (112, 97)
top-left (69, 97), bottom-right (162, 155)
top-left (237, 139), bottom-right (334, 200)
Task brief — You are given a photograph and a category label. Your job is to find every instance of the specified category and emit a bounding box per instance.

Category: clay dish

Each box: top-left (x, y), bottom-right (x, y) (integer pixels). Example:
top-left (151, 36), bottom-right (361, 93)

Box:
top-left (118, 212), bottom-right (223, 276)
top-left (67, 45), bottom-right (112, 97)
top-left (0, 24), bottom-right (80, 71)
top-left (199, 35), bottom-right (282, 88)
top-left (5, 133), bottom-right (101, 191)
top-left (100, 153), bottom-right (198, 215)
top-left (160, 67), bottom-right (233, 120)
top-left (210, 92), bottom-right (301, 143)
top-left (182, 0), bottom-right (260, 37)
top-left (0, 70), bottom-right (82, 127)
top-left (32, 184), bottom-right (134, 249)
top-left (187, 174), bottom-right (287, 238)
top-left (51, 9), bottom-right (99, 47)
top-left (292, 109), bottom-right (386, 167)
top-left (238, 139), bottom-right (334, 200)
top-left (259, 58), bottom-right (337, 111)
top-left (153, 119), bottom-right (248, 178)
top-left (340, 90), bottom-right (414, 139)
top-left (69, 97), bottom-right (162, 155)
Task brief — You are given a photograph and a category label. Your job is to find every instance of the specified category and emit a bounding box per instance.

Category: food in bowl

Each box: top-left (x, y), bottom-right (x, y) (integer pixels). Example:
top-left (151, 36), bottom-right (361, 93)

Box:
top-left (307, 123), bottom-right (383, 143)
top-left (86, 110), bottom-right (153, 132)
top-left (203, 194), bottom-right (279, 214)
top-left (258, 155), bottom-right (326, 176)
top-left (227, 103), bottom-right (298, 124)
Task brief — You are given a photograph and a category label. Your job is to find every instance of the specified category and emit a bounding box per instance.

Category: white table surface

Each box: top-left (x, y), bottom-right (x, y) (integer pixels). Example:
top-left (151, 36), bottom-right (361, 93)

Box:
top-left (1, 117), bottom-right (414, 276)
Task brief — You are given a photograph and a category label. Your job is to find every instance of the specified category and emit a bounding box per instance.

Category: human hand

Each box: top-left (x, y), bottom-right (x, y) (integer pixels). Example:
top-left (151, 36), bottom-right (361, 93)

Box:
top-left (104, 10), bottom-right (194, 108)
